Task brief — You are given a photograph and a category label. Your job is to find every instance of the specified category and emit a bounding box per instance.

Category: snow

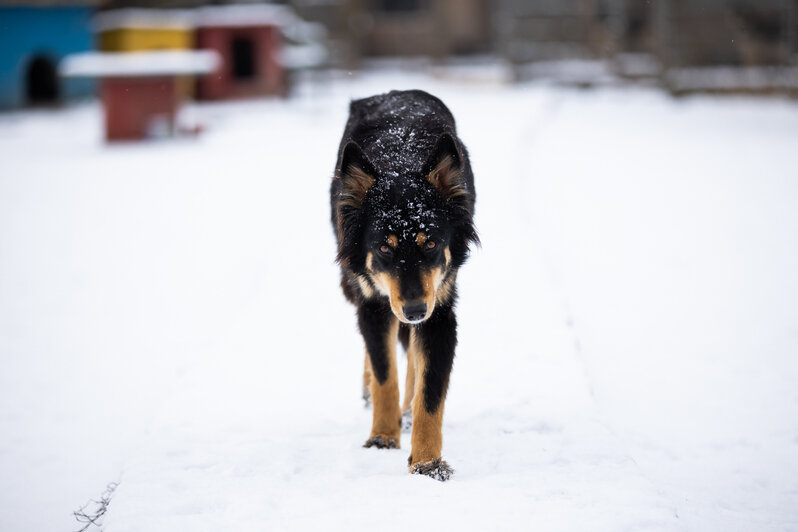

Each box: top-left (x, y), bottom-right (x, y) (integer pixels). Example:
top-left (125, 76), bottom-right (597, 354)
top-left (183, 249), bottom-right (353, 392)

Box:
top-left (518, 59), bottom-right (620, 85)
top-left (60, 51), bottom-right (221, 78)
top-left (93, 5), bottom-right (293, 31)
top-left (666, 66), bottom-right (798, 92)
top-left (1, 69), bottom-right (797, 531)
top-left (193, 4), bottom-right (294, 28)
top-left (280, 43), bottom-right (328, 70)
top-left (93, 8), bottom-right (195, 32)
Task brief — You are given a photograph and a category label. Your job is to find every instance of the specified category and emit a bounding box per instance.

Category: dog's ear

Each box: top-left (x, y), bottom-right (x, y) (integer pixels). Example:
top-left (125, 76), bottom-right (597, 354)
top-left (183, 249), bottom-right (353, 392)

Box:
top-left (337, 141), bottom-right (375, 210)
top-left (423, 133), bottom-right (466, 200)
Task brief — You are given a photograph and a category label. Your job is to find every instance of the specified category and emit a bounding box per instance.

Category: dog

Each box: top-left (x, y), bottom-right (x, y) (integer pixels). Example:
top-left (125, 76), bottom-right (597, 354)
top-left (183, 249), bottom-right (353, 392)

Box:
top-left (330, 90), bottom-right (478, 481)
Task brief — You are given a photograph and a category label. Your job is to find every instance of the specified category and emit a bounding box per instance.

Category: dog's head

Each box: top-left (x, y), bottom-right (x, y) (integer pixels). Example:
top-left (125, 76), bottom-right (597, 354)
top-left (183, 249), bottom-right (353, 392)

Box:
top-left (335, 133), bottom-right (478, 324)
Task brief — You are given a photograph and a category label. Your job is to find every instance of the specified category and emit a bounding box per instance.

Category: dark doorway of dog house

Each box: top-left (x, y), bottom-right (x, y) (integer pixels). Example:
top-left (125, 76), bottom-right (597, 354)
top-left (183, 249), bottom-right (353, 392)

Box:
top-left (26, 55), bottom-right (60, 105)
top-left (380, 0), bottom-right (424, 13)
top-left (232, 37), bottom-right (256, 80)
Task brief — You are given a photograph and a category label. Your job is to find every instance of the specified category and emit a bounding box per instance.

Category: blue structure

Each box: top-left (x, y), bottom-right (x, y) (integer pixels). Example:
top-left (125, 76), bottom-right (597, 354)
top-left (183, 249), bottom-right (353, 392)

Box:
top-left (0, 5), bottom-right (95, 109)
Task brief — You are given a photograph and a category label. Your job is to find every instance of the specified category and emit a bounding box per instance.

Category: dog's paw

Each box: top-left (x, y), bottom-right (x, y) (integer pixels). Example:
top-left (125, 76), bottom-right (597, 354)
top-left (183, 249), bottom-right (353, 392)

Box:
top-left (401, 409), bottom-right (412, 433)
top-left (409, 458), bottom-right (454, 482)
top-left (362, 385), bottom-right (371, 408)
top-left (363, 435), bottom-right (398, 449)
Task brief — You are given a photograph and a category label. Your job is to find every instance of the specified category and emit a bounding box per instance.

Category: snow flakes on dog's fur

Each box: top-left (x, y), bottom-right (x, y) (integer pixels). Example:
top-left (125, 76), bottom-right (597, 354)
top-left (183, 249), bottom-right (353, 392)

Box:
top-left (370, 198), bottom-right (441, 241)
top-left (349, 90), bottom-right (451, 179)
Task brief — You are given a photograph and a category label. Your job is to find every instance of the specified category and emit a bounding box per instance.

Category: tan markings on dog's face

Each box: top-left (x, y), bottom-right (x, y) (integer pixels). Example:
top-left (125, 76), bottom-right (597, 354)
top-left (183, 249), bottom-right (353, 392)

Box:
top-left (367, 251), bottom-right (392, 299)
top-left (414, 266), bottom-right (446, 322)
top-left (435, 268), bottom-right (457, 305)
top-left (369, 268), bottom-right (436, 324)
top-left (387, 234), bottom-right (398, 249)
top-left (368, 258), bottom-right (393, 303)
top-left (357, 275), bottom-right (375, 298)
top-left (371, 272), bottom-right (405, 319)
top-left (367, 245), bottom-right (454, 323)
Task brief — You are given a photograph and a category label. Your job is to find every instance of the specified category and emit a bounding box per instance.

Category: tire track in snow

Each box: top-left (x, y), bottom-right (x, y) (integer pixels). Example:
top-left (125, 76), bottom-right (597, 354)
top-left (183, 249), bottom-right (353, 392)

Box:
top-left (510, 87), bottom-right (684, 525)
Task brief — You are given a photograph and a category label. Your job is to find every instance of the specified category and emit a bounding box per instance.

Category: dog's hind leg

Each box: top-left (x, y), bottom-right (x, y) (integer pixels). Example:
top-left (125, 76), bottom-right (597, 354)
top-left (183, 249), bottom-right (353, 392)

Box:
top-left (358, 300), bottom-right (402, 449)
top-left (401, 342), bottom-right (416, 432)
top-left (398, 324), bottom-right (410, 352)
top-left (362, 354), bottom-right (372, 407)
top-left (407, 305), bottom-right (456, 481)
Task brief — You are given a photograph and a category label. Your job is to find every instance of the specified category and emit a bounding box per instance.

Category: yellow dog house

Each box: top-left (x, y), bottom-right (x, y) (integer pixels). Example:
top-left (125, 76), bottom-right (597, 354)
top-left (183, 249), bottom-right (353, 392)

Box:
top-left (94, 9), bottom-right (194, 52)
top-left (94, 9), bottom-right (196, 98)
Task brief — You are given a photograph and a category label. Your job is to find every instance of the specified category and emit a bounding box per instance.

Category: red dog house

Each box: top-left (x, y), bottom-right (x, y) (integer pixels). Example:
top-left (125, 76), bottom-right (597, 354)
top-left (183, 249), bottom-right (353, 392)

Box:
top-left (194, 5), bottom-right (286, 100)
top-left (61, 50), bottom-right (219, 141)
top-left (102, 77), bottom-right (178, 140)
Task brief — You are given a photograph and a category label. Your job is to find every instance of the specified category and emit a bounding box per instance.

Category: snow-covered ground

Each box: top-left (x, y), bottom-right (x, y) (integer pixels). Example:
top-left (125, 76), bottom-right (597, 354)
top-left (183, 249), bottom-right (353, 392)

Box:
top-left (1, 70), bottom-right (796, 531)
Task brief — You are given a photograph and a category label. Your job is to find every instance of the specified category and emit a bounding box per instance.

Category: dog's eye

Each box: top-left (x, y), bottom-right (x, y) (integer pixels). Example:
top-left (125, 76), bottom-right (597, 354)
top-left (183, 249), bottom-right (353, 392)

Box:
top-left (425, 240), bottom-right (437, 250)
top-left (379, 244), bottom-right (392, 254)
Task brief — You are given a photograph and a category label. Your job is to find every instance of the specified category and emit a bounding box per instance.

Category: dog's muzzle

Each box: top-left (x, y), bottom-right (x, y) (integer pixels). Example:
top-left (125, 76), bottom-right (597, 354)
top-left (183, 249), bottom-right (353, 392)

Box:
top-left (402, 301), bottom-right (427, 323)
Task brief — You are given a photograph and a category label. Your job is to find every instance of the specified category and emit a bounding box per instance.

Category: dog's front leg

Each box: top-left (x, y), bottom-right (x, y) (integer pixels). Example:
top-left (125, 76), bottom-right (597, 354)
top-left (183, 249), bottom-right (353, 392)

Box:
top-left (358, 299), bottom-right (402, 449)
top-left (408, 304), bottom-right (456, 481)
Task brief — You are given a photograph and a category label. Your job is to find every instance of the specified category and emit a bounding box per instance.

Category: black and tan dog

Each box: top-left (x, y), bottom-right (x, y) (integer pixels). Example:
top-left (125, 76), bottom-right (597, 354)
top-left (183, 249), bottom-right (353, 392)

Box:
top-left (330, 90), bottom-right (478, 481)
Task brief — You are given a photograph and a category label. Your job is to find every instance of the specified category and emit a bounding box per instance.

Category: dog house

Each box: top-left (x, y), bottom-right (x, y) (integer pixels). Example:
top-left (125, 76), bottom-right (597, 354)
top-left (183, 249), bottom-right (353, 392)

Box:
top-left (94, 9), bottom-right (194, 53)
top-left (194, 5), bottom-right (287, 100)
top-left (93, 9), bottom-right (197, 100)
top-left (60, 50), bottom-right (219, 141)
top-left (0, 3), bottom-right (95, 109)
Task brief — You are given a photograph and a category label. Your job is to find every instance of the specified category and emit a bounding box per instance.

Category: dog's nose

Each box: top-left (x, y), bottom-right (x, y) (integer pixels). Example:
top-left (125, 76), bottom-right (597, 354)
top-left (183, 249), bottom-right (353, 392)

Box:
top-left (402, 302), bottom-right (427, 322)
